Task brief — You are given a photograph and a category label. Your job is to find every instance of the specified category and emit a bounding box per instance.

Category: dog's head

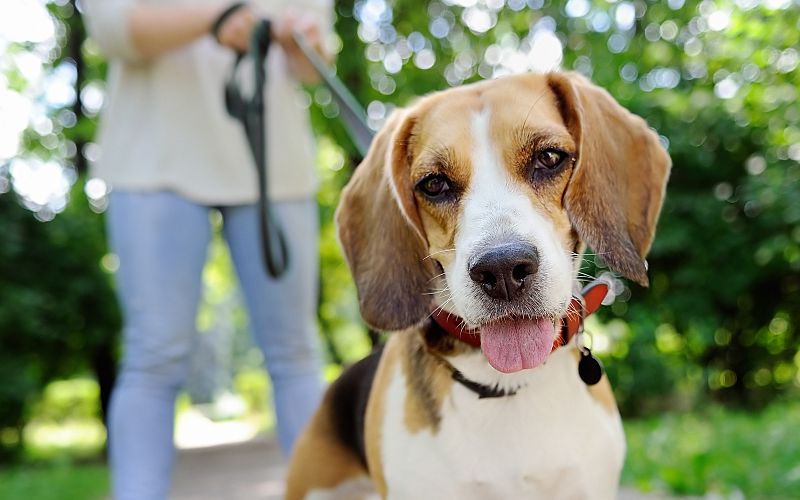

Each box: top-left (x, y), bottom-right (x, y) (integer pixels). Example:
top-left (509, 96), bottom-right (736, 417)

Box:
top-left (336, 72), bottom-right (671, 373)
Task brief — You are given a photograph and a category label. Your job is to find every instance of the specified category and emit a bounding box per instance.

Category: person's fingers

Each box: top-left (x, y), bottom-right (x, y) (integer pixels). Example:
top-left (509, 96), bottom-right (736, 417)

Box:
top-left (296, 21), bottom-right (319, 47)
top-left (295, 16), bottom-right (327, 60)
top-left (273, 11), bottom-right (297, 49)
top-left (275, 14), bottom-right (323, 55)
top-left (297, 15), bottom-right (320, 35)
top-left (269, 11), bottom-right (328, 82)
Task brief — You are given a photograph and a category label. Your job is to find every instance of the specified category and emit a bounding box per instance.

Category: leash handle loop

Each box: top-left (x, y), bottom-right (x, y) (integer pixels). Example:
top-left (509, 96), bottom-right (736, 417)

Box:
top-left (211, 2), bottom-right (248, 44)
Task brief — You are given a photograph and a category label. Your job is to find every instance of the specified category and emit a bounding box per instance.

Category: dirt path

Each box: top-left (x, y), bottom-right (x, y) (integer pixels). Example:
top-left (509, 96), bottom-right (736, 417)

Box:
top-left (170, 437), bottom-right (685, 499)
top-left (171, 439), bottom-right (286, 500)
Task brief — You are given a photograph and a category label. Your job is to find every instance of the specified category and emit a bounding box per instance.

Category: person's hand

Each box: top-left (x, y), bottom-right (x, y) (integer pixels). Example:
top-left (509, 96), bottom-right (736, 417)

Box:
top-left (272, 12), bottom-right (328, 84)
top-left (214, 4), bottom-right (257, 54)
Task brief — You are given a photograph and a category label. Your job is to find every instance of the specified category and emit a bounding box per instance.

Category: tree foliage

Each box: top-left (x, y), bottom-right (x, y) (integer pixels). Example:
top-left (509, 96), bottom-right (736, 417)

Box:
top-left (0, 183), bottom-right (119, 459)
top-left (0, 0), bottom-right (117, 459)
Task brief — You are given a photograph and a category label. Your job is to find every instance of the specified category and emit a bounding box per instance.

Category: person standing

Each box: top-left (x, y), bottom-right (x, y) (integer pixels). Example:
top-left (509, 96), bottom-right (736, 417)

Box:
top-left (81, 1), bottom-right (331, 498)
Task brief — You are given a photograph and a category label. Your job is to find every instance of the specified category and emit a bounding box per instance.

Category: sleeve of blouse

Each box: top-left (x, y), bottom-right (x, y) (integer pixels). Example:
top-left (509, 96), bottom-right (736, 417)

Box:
top-left (81, 0), bottom-right (144, 63)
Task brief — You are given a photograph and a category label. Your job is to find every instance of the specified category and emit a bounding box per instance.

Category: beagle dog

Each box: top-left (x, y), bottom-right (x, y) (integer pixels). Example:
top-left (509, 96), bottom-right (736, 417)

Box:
top-left (286, 72), bottom-right (671, 500)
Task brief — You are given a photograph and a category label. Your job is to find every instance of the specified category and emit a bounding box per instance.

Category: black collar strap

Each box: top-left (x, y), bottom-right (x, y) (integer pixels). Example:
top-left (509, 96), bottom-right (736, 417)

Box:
top-left (450, 368), bottom-right (519, 399)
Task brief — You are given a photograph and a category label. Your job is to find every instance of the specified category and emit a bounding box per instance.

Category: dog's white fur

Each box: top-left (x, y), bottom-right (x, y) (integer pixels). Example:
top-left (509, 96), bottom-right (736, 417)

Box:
top-left (380, 347), bottom-right (626, 500)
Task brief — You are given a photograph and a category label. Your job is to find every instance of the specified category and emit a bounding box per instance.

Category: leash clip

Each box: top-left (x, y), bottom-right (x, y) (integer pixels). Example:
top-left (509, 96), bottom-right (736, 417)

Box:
top-left (576, 329), bottom-right (592, 353)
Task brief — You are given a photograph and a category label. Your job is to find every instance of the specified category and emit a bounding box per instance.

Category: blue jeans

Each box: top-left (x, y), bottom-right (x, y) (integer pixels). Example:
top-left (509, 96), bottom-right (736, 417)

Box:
top-left (106, 190), bottom-right (323, 500)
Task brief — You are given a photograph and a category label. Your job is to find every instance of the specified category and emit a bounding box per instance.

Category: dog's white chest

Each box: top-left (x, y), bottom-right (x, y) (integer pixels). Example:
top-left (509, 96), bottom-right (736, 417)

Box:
top-left (380, 348), bottom-right (625, 500)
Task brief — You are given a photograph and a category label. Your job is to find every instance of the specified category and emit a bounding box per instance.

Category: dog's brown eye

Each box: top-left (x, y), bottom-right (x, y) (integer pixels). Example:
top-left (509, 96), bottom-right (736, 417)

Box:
top-left (417, 174), bottom-right (451, 199)
top-left (536, 149), bottom-right (566, 169)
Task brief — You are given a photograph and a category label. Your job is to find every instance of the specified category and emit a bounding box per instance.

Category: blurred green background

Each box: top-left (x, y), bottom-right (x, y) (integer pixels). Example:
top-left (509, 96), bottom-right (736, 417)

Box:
top-left (1, 0), bottom-right (799, 498)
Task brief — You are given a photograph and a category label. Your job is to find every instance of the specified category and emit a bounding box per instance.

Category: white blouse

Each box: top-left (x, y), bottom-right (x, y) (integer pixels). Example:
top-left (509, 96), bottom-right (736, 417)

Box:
top-left (82, 0), bottom-right (333, 204)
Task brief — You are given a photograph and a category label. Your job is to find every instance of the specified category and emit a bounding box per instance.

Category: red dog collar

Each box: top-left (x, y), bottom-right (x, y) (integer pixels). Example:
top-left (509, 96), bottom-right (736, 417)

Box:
top-left (431, 279), bottom-right (610, 351)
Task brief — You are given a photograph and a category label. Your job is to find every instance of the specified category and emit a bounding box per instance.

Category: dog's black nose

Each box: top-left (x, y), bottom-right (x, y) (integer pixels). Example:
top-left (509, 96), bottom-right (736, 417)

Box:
top-left (469, 244), bottom-right (540, 301)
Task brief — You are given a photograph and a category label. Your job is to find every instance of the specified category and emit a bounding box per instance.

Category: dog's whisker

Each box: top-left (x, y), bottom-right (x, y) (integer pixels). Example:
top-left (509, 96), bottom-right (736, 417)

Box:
top-left (571, 251), bottom-right (611, 257)
top-left (521, 90), bottom-right (549, 130)
top-left (457, 319), bottom-right (480, 336)
top-left (427, 300), bottom-right (452, 312)
top-left (423, 248), bottom-right (455, 261)
top-left (427, 271), bottom-right (447, 283)
top-left (564, 309), bottom-right (582, 322)
top-left (428, 297), bottom-right (456, 320)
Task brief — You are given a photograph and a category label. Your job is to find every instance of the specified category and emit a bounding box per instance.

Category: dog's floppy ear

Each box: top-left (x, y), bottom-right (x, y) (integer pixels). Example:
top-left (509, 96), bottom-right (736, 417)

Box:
top-left (548, 72), bottom-right (671, 286)
top-left (335, 109), bottom-right (437, 331)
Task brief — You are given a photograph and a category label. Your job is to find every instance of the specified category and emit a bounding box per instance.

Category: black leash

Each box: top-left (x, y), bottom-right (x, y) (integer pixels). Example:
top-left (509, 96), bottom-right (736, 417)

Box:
top-left (225, 19), bottom-right (374, 278)
top-left (291, 32), bottom-right (374, 158)
top-left (225, 20), bottom-right (289, 278)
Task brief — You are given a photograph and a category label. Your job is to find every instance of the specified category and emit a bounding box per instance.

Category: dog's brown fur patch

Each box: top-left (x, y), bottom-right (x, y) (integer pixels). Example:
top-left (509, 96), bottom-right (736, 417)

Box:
top-left (401, 327), bottom-right (462, 433)
top-left (285, 396), bottom-right (368, 499)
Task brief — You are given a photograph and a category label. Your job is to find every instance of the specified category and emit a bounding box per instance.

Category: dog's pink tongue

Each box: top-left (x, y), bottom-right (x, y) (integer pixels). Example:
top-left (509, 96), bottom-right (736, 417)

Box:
top-left (480, 318), bottom-right (555, 373)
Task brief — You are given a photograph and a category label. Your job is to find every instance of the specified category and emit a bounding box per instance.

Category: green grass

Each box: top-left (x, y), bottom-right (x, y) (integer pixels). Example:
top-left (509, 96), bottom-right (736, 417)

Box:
top-left (0, 463), bottom-right (108, 500)
top-left (623, 401), bottom-right (800, 499)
